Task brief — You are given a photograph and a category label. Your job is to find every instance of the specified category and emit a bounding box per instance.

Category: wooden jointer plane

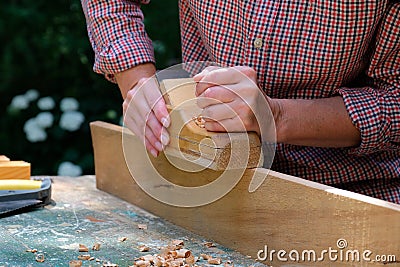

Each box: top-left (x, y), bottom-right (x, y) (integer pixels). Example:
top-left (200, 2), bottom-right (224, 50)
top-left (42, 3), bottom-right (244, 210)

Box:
top-left (90, 78), bottom-right (400, 267)
top-left (157, 78), bottom-right (263, 171)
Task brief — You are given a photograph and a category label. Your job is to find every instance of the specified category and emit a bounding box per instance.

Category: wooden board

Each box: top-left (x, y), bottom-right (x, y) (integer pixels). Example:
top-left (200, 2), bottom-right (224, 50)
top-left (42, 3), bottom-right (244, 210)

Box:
top-left (0, 161), bottom-right (30, 180)
top-left (159, 78), bottom-right (263, 170)
top-left (90, 121), bottom-right (400, 267)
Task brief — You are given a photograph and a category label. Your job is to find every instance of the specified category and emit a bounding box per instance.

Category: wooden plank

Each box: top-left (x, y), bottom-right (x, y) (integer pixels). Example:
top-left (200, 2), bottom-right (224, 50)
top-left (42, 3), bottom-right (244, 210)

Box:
top-left (90, 121), bottom-right (400, 267)
top-left (159, 78), bottom-right (262, 170)
top-left (0, 161), bottom-right (30, 180)
top-left (0, 155), bottom-right (10, 162)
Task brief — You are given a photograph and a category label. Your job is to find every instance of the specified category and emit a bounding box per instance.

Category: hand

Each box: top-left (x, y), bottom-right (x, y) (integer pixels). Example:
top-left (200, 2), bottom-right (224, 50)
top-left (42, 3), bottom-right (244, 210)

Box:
top-left (193, 66), bottom-right (277, 136)
top-left (119, 67), bottom-right (170, 158)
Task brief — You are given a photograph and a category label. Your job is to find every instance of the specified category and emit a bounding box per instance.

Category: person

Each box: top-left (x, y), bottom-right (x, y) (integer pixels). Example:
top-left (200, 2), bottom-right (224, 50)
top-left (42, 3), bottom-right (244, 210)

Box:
top-left (81, 0), bottom-right (400, 203)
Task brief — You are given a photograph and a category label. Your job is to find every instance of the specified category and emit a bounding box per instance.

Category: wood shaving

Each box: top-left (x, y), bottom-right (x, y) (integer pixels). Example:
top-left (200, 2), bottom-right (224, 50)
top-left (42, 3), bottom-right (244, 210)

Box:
top-left (172, 240), bottom-right (184, 246)
top-left (77, 254), bottom-right (91, 260)
top-left (200, 254), bottom-right (211, 260)
top-left (134, 260), bottom-right (150, 266)
top-left (192, 116), bottom-right (205, 128)
top-left (69, 260), bottom-right (83, 267)
top-left (103, 263), bottom-right (119, 267)
top-left (203, 242), bottom-right (216, 248)
top-left (139, 245), bottom-right (150, 252)
top-left (92, 242), bottom-right (101, 251)
top-left (88, 257), bottom-right (95, 261)
top-left (35, 253), bottom-right (45, 263)
top-left (118, 237), bottom-right (128, 242)
top-left (79, 244), bottom-right (89, 252)
top-left (26, 248), bottom-right (38, 253)
top-left (137, 224), bottom-right (148, 230)
top-left (176, 249), bottom-right (191, 258)
top-left (207, 258), bottom-right (222, 265)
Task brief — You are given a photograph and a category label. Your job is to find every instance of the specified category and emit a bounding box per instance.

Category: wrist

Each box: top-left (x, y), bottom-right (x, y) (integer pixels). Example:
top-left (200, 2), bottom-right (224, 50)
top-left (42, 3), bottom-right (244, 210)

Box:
top-left (115, 63), bottom-right (156, 99)
top-left (268, 98), bottom-right (287, 143)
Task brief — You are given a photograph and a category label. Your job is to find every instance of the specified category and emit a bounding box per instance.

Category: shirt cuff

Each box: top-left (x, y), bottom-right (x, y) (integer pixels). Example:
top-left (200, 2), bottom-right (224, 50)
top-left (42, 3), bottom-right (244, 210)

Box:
top-left (93, 34), bottom-right (155, 83)
top-left (337, 86), bottom-right (400, 155)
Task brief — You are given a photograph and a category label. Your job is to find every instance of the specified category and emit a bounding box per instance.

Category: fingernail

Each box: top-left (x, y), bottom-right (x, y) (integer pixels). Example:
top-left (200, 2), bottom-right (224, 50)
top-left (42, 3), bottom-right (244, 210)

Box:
top-left (160, 131), bottom-right (170, 146)
top-left (161, 116), bottom-right (170, 128)
top-left (150, 149), bottom-right (158, 158)
top-left (155, 141), bottom-right (163, 152)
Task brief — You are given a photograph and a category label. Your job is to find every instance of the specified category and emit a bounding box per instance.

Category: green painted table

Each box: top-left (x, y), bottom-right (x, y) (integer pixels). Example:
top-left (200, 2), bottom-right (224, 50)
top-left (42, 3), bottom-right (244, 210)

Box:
top-left (0, 176), bottom-right (266, 267)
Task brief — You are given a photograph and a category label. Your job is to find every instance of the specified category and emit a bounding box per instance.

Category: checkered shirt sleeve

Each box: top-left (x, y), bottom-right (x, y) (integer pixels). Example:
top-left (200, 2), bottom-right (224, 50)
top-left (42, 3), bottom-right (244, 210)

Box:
top-left (81, 0), bottom-right (154, 83)
top-left (337, 2), bottom-right (400, 156)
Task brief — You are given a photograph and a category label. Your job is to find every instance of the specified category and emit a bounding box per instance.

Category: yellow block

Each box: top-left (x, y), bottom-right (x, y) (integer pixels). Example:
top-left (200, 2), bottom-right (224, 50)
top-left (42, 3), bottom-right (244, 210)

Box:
top-left (0, 161), bottom-right (31, 180)
top-left (0, 155), bottom-right (10, 162)
top-left (0, 179), bottom-right (41, 190)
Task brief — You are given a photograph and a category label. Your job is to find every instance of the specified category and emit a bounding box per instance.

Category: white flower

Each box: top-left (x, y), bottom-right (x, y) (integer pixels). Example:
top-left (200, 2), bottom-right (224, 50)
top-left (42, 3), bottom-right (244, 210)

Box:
top-left (23, 118), bottom-right (47, 142)
top-left (35, 112), bottom-right (54, 128)
top-left (25, 89), bottom-right (39, 101)
top-left (59, 111), bottom-right (85, 131)
top-left (57, 161), bottom-right (82, 177)
top-left (10, 95), bottom-right (29, 110)
top-left (37, 97), bottom-right (55, 110)
top-left (60, 97), bottom-right (79, 112)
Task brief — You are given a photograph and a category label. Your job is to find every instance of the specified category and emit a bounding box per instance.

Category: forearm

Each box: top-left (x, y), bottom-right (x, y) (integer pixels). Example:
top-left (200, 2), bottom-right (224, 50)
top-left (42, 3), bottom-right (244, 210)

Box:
top-left (115, 63), bottom-right (156, 99)
top-left (274, 96), bottom-right (361, 147)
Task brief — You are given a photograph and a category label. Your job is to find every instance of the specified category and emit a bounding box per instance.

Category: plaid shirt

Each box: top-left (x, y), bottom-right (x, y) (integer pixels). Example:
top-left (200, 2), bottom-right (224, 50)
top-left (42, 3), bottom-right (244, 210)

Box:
top-left (82, 0), bottom-right (400, 203)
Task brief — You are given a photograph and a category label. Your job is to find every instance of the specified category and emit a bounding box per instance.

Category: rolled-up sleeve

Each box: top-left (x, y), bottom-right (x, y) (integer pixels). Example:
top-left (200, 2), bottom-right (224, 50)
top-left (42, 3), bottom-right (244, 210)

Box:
top-left (337, 2), bottom-right (400, 155)
top-left (81, 0), bottom-right (155, 83)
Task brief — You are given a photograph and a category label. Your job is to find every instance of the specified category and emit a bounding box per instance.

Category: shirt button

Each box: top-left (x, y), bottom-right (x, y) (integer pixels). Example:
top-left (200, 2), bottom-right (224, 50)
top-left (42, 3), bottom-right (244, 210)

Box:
top-left (253, 38), bottom-right (263, 49)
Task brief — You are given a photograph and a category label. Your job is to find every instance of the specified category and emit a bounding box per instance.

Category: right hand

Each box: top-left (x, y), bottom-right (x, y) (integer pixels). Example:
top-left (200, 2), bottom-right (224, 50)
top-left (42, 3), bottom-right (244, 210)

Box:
top-left (118, 65), bottom-right (170, 157)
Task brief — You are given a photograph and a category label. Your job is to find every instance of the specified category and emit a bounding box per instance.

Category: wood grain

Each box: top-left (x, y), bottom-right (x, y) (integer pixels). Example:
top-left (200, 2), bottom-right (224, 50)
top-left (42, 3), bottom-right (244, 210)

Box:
top-left (0, 161), bottom-right (30, 180)
top-left (90, 121), bottom-right (400, 267)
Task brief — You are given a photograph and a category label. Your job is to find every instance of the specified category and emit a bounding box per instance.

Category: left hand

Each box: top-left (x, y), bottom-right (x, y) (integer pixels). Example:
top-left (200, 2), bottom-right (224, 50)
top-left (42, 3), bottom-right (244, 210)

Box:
top-left (193, 66), bottom-right (277, 136)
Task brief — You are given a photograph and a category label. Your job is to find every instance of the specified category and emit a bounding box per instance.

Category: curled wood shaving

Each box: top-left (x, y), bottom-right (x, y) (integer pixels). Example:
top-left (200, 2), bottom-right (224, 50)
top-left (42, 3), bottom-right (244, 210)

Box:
top-left (69, 260), bottom-right (83, 267)
top-left (78, 244), bottom-right (89, 252)
top-left (103, 263), bottom-right (119, 267)
top-left (92, 242), bottom-right (101, 251)
top-left (137, 224), bottom-right (148, 230)
top-left (118, 237), bottom-right (128, 242)
top-left (207, 258), bottom-right (222, 265)
top-left (192, 116), bottom-right (205, 128)
top-left (35, 253), bottom-right (45, 263)
top-left (139, 245), bottom-right (150, 252)
top-left (176, 249), bottom-right (191, 258)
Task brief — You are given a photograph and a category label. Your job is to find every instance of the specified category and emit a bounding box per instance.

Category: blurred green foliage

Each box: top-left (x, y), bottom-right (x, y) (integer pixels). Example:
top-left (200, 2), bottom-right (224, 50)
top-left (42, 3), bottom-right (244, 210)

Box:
top-left (0, 0), bottom-right (181, 175)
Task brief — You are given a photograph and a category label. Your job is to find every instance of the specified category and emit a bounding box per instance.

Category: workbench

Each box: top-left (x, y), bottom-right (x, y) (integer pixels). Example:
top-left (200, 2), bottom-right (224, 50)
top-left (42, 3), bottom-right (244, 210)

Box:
top-left (0, 176), bottom-right (265, 267)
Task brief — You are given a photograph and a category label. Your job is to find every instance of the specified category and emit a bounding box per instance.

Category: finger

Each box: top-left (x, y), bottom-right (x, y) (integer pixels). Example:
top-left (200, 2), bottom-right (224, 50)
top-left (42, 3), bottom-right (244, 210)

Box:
top-left (195, 68), bottom-right (245, 96)
top-left (144, 135), bottom-right (159, 158)
top-left (201, 102), bottom-right (237, 122)
top-left (204, 117), bottom-right (247, 133)
top-left (145, 124), bottom-right (163, 152)
top-left (197, 85), bottom-right (236, 108)
top-left (193, 66), bottom-right (221, 82)
top-left (143, 77), bottom-right (170, 128)
top-left (146, 111), bottom-right (169, 147)
top-left (124, 114), bottom-right (160, 157)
